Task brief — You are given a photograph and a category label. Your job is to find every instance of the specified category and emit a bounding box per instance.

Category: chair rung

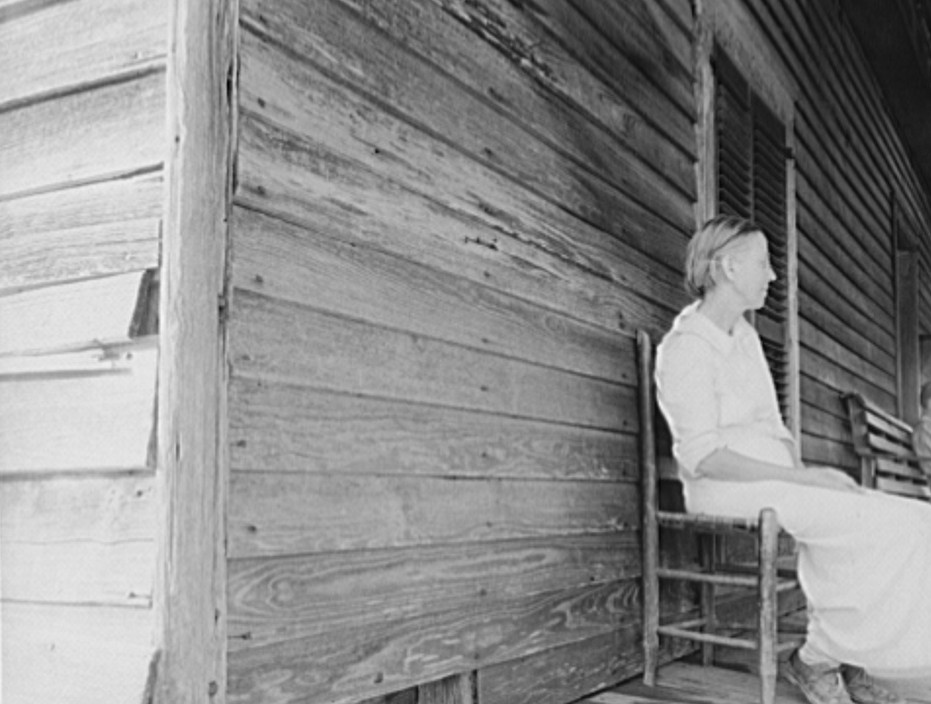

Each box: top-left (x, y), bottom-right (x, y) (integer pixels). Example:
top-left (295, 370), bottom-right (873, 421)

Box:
top-left (656, 510), bottom-right (759, 533)
top-left (657, 567), bottom-right (757, 586)
top-left (657, 625), bottom-right (757, 649)
top-left (656, 624), bottom-right (805, 653)
top-left (777, 579), bottom-right (800, 592)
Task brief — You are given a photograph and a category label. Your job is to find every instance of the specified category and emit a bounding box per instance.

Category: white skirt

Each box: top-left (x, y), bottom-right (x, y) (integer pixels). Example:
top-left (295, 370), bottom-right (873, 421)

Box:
top-left (686, 478), bottom-right (931, 679)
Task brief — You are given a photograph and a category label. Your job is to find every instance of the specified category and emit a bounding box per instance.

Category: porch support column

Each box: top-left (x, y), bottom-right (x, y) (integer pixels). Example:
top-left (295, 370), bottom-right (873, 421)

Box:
top-left (155, 0), bottom-right (237, 701)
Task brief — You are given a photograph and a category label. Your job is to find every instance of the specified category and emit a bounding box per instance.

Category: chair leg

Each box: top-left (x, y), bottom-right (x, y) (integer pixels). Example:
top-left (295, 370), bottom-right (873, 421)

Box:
top-left (758, 509), bottom-right (779, 704)
top-left (642, 516), bottom-right (660, 685)
top-left (700, 533), bottom-right (717, 667)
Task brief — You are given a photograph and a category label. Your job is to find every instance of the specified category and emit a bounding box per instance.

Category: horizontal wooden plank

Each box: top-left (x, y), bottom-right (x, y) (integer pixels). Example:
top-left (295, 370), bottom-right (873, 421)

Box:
top-left (241, 0), bottom-right (693, 232)
top-left (231, 290), bottom-right (633, 431)
top-left (227, 580), bottom-right (635, 704)
top-left (228, 533), bottom-right (639, 649)
top-left (875, 458), bottom-right (926, 482)
top-left (478, 625), bottom-right (694, 704)
top-left (235, 31), bottom-right (689, 331)
top-left (230, 378), bottom-right (638, 481)
top-left (800, 402), bottom-right (849, 445)
top-left (338, 0), bottom-right (695, 196)
top-left (0, 342), bottom-right (157, 473)
top-left (229, 472), bottom-right (637, 557)
top-left (0, 0), bottom-right (167, 108)
top-left (799, 318), bottom-right (895, 397)
top-left (593, 660), bottom-right (804, 704)
top-left (232, 207), bottom-right (632, 384)
top-left (799, 432), bottom-right (858, 471)
top-left (798, 231), bottom-right (893, 341)
top-left (0, 173), bottom-right (162, 291)
top-left (1, 602), bottom-right (154, 704)
top-left (568, 0), bottom-right (693, 99)
top-left (236, 115), bottom-right (683, 344)
top-left (1, 473), bottom-right (155, 605)
top-left (797, 178), bottom-right (891, 311)
top-left (0, 271), bottom-right (146, 355)
top-left (0, 71), bottom-right (164, 198)
top-left (797, 274), bottom-right (895, 373)
top-left (873, 476), bottom-right (931, 500)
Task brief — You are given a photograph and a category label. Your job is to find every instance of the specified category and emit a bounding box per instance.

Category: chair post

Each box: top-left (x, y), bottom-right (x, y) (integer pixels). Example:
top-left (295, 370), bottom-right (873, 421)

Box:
top-left (638, 331), bottom-right (660, 685)
top-left (758, 508), bottom-right (779, 704)
top-left (699, 534), bottom-right (717, 666)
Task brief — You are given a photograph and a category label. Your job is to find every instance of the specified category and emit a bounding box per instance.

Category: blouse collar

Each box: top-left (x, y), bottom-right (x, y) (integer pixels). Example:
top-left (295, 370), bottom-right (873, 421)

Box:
top-left (670, 300), bottom-right (755, 354)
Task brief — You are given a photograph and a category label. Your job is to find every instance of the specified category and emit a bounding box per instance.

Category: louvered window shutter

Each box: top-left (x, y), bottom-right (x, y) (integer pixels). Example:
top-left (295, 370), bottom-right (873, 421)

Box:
top-left (714, 49), bottom-right (791, 418)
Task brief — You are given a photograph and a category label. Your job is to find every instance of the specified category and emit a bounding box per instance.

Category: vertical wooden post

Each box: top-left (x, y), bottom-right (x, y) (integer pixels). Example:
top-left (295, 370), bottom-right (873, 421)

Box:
top-left (638, 331), bottom-right (660, 686)
top-left (699, 534), bottom-right (717, 667)
top-left (758, 509), bottom-right (779, 704)
top-left (155, 0), bottom-right (237, 702)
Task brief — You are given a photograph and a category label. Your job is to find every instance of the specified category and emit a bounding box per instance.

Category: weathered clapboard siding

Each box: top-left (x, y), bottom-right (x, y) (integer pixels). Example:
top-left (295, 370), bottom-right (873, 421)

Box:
top-left (733, 0), bottom-right (930, 474)
top-left (231, 293), bottom-right (633, 430)
top-left (0, 174), bottom-right (162, 292)
top-left (0, 474), bottom-right (155, 605)
top-left (0, 72), bottom-right (164, 198)
top-left (234, 38), bottom-right (688, 334)
top-left (1, 603), bottom-right (155, 703)
top-left (230, 379), bottom-right (638, 481)
top-left (239, 0), bottom-right (693, 261)
top-left (228, 0), bottom-right (694, 701)
top-left (232, 209), bottom-right (633, 385)
top-left (228, 534), bottom-right (639, 648)
top-left (230, 474), bottom-right (635, 558)
top-left (0, 0), bottom-right (167, 109)
top-left (228, 579), bottom-right (637, 704)
top-left (0, 2), bottom-right (168, 702)
top-left (476, 625), bottom-right (690, 704)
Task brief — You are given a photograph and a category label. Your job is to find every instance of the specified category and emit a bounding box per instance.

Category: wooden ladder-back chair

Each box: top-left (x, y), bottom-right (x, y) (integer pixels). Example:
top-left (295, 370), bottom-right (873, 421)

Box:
top-left (844, 392), bottom-right (931, 501)
top-left (637, 330), bottom-right (803, 704)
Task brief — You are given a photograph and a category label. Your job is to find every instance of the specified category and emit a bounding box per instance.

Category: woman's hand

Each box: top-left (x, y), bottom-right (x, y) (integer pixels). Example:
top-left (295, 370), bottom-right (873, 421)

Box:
top-left (802, 466), bottom-right (862, 492)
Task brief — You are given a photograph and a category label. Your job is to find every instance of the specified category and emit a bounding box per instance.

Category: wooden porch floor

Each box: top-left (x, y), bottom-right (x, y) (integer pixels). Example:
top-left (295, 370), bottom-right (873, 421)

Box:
top-left (578, 661), bottom-right (931, 704)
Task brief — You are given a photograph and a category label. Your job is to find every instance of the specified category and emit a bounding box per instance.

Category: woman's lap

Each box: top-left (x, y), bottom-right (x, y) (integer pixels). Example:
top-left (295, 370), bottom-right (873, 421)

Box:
top-left (684, 479), bottom-right (931, 677)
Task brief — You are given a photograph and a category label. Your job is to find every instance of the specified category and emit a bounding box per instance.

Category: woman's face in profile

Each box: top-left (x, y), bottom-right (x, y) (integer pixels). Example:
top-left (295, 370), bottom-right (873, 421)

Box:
top-left (723, 231), bottom-right (776, 310)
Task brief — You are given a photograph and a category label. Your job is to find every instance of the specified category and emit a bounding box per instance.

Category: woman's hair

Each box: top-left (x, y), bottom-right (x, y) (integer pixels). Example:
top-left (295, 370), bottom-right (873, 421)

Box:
top-left (684, 214), bottom-right (762, 298)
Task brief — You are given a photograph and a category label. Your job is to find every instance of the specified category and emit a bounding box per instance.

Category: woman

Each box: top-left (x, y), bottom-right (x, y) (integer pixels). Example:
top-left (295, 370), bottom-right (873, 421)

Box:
top-left (655, 215), bottom-right (931, 704)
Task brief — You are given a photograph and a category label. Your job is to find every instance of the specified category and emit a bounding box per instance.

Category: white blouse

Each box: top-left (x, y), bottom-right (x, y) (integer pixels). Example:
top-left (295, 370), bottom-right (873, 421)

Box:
top-left (655, 301), bottom-right (794, 481)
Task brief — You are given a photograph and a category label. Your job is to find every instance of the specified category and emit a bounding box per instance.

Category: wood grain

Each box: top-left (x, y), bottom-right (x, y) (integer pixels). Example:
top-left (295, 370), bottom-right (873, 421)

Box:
top-left (227, 580), bottom-right (636, 704)
top-left (236, 112), bottom-right (683, 340)
top-left (339, 0), bottom-right (694, 190)
top-left (241, 0), bottom-right (693, 231)
top-left (235, 30), bottom-right (689, 331)
top-left (228, 533), bottom-right (639, 648)
top-left (230, 290), bottom-right (633, 431)
top-left (229, 472), bottom-right (636, 557)
top-left (230, 377), bottom-right (638, 481)
top-left (0, 173), bottom-right (161, 291)
top-left (0, 71), bottom-right (164, 198)
top-left (232, 207), bottom-right (633, 384)
top-left (0, 0), bottom-right (167, 108)
top-left (1, 473), bottom-right (155, 605)
top-left (153, 0), bottom-right (235, 701)
top-left (477, 625), bottom-right (691, 704)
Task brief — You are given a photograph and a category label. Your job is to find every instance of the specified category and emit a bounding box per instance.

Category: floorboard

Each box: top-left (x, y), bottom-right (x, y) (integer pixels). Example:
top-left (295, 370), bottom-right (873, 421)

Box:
top-left (578, 662), bottom-right (931, 704)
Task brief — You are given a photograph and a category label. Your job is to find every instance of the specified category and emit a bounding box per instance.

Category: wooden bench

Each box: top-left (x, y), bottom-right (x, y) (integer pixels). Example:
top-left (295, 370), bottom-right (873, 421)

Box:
top-left (844, 392), bottom-right (931, 501)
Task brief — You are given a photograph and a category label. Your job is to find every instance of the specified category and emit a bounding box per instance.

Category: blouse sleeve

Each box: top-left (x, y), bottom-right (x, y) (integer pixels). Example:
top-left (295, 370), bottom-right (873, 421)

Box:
top-left (654, 333), bottom-right (725, 478)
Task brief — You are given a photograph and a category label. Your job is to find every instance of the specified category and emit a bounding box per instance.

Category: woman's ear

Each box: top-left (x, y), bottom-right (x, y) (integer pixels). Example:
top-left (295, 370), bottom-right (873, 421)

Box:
top-left (717, 253), bottom-right (735, 280)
